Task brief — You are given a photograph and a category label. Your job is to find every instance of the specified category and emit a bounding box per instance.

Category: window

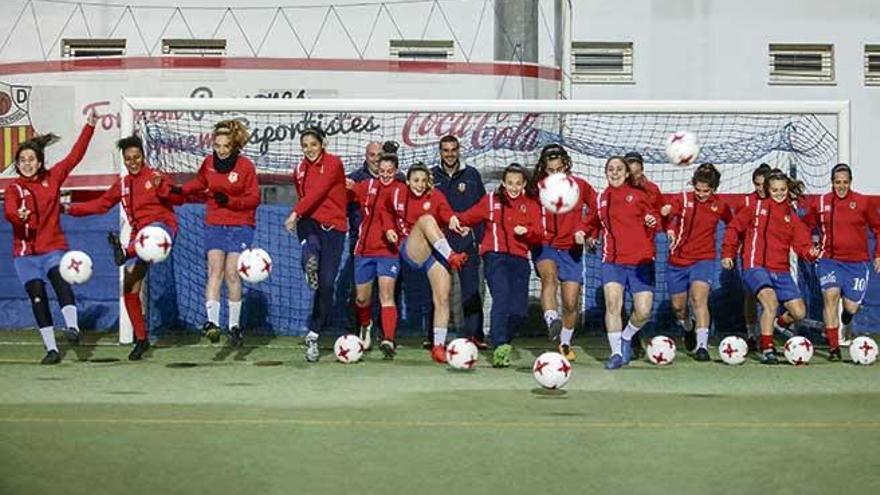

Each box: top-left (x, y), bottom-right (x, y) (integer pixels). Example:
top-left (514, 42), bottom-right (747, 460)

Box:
top-left (389, 39), bottom-right (454, 60)
top-left (571, 41), bottom-right (633, 84)
top-left (769, 43), bottom-right (835, 85)
top-left (866, 45), bottom-right (880, 86)
top-left (62, 39), bottom-right (126, 58)
top-left (162, 39), bottom-right (227, 56)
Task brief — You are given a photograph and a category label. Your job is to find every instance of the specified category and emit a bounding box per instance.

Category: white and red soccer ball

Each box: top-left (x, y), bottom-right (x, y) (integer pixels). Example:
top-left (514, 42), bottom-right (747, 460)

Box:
top-left (647, 335), bottom-right (677, 366)
top-left (665, 130), bottom-right (701, 166)
top-left (783, 336), bottom-right (814, 365)
top-left (532, 351), bottom-right (572, 389)
top-left (333, 334), bottom-right (364, 364)
top-left (718, 336), bottom-right (749, 365)
top-left (134, 225), bottom-right (173, 263)
top-left (59, 250), bottom-right (93, 284)
top-left (237, 248), bottom-right (272, 284)
top-left (446, 338), bottom-right (479, 370)
top-left (538, 173), bottom-right (580, 214)
top-left (849, 336), bottom-right (878, 365)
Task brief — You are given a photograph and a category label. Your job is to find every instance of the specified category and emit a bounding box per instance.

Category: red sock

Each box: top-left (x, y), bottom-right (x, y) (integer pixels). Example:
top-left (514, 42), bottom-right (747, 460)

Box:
top-left (123, 292), bottom-right (148, 341)
top-left (760, 334), bottom-right (774, 351)
top-left (380, 306), bottom-right (398, 341)
top-left (354, 303), bottom-right (372, 327)
top-left (825, 327), bottom-right (839, 349)
top-left (776, 316), bottom-right (788, 328)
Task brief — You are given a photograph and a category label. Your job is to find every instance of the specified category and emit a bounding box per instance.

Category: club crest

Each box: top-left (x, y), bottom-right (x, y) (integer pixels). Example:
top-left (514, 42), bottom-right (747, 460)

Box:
top-left (228, 171), bottom-right (239, 183)
top-left (457, 182), bottom-right (466, 193)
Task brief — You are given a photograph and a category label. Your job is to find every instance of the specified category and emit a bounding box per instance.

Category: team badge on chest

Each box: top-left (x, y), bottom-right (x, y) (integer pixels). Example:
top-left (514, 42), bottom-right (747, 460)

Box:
top-left (710, 203), bottom-right (718, 212)
top-left (457, 182), bottom-right (466, 193)
top-left (783, 214), bottom-right (791, 223)
top-left (850, 201), bottom-right (857, 210)
top-left (625, 194), bottom-right (633, 203)
top-left (423, 201), bottom-right (431, 211)
top-left (520, 204), bottom-right (527, 213)
top-left (144, 181), bottom-right (152, 190)
top-left (228, 172), bottom-right (239, 184)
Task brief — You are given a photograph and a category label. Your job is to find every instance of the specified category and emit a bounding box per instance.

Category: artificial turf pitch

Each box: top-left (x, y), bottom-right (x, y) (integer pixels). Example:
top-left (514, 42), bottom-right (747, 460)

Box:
top-left (1, 330), bottom-right (879, 495)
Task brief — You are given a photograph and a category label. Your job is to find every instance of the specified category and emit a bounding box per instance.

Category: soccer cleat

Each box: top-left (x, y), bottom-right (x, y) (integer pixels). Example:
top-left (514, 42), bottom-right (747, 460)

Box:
top-left (558, 343), bottom-right (576, 362)
top-left (421, 338), bottom-right (433, 350)
top-left (683, 330), bottom-right (697, 354)
top-left (431, 344), bottom-right (447, 364)
top-left (827, 347), bottom-right (842, 362)
top-left (621, 338), bottom-right (633, 365)
top-left (760, 349), bottom-right (778, 365)
top-left (41, 349), bottom-right (61, 365)
top-left (226, 326), bottom-right (244, 348)
top-left (694, 347), bottom-right (711, 362)
top-left (773, 320), bottom-right (795, 340)
top-left (604, 353), bottom-right (624, 370)
top-left (359, 323), bottom-right (372, 351)
top-left (304, 254), bottom-right (320, 291)
top-left (128, 339), bottom-right (150, 361)
top-left (547, 318), bottom-right (563, 341)
top-left (107, 232), bottom-right (127, 266)
top-left (746, 335), bottom-right (758, 353)
top-left (202, 321), bottom-right (221, 343)
top-left (492, 344), bottom-right (513, 368)
top-left (304, 334), bottom-right (320, 362)
top-left (447, 252), bottom-right (468, 271)
top-left (379, 339), bottom-right (396, 360)
top-left (471, 337), bottom-right (488, 351)
top-left (63, 327), bottom-right (81, 345)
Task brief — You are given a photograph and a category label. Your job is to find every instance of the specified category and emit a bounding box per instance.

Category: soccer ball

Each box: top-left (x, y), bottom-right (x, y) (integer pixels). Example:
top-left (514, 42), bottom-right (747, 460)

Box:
top-left (532, 352), bottom-right (572, 389)
top-left (333, 334), bottom-right (364, 364)
top-left (538, 173), bottom-right (580, 214)
top-left (134, 225), bottom-right (173, 263)
top-left (849, 336), bottom-right (878, 365)
top-left (718, 336), bottom-right (749, 365)
top-left (446, 338), bottom-right (479, 370)
top-left (665, 130), bottom-right (701, 166)
top-left (783, 336), bottom-right (814, 365)
top-left (59, 250), bottom-right (93, 284)
top-left (647, 335), bottom-right (677, 365)
top-left (237, 248), bottom-right (272, 283)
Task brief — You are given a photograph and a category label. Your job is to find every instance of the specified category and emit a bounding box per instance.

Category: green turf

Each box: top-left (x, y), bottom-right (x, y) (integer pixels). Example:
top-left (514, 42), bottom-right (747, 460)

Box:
top-left (1, 330), bottom-right (879, 495)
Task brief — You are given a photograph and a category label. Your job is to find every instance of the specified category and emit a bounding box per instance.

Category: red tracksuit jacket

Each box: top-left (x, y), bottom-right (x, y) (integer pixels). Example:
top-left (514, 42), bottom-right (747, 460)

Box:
top-left (537, 175), bottom-right (597, 250)
top-left (349, 178), bottom-right (398, 257)
top-left (293, 152), bottom-right (347, 233)
top-left (383, 184), bottom-right (454, 242)
top-left (181, 154), bottom-right (260, 226)
top-left (585, 183), bottom-right (659, 265)
top-left (3, 124), bottom-right (95, 256)
top-left (456, 191), bottom-right (543, 259)
top-left (722, 199), bottom-right (816, 272)
top-left (641, 177), bottom-right (664, 211)
top-left (664, 191), bottom-right (733, 267)
top-left (67, 165), bottom-right (182, 233)
top-left (803, 190), bottom-right (880, 262)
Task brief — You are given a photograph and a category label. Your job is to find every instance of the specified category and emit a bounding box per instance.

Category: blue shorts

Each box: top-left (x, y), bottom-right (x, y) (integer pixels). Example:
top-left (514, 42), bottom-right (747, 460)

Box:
top-left (532, 245), bottom-right (583, 283)
top-left (127, 222), bottom-right (176, 267)
top-left (354, 256), bottom-right (400, 284)
top-left (667, 260), bottom-right (714, 295)
top-left (400, 238), bottom-right (438, 273)
top-left (743, 268), bottom-right (801, 303)
top-left (602, 262), bottom-right (655, 293)
top-left (204, 225), bottom-right (254, 254)
top-left (818, 259), bottom-right (871, 304)
top-left (14, 250), bottom-right (64, 285)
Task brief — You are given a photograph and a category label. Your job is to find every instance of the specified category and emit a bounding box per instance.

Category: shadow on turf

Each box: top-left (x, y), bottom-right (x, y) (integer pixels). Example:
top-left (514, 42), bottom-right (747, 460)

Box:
top-left (530, 387), bottom-right (568, 398)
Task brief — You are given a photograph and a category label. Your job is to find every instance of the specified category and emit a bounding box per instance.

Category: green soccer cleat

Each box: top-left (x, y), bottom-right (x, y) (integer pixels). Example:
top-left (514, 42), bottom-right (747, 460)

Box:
top-left (492, 344), bottom-right (512, 368)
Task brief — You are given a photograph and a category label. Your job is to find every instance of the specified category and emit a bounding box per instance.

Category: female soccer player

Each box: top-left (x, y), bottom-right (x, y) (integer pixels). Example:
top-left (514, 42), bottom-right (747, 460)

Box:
top-left (346, 143), bottom-right (404, 359)
top-left (285, 127), bottom-right (348, 362)
top-left (584, 156), bottom-right (659, 370)
top-left (175, 120), bottom-right (259, 348)
top-left (721, 169), bottom-right (819, 364)
top-left (3, 111), bottom-right (96, 364)
top-left (803, 163), bottom-right (880, 360)
top-left (734, 163), bottom-right (772, 350)
top-left (383, 163), bottom-right (468, 363)
top-left (661, 163), bottom-right (732, 361)
top-left (66, 135), bottom-right (181, 360)
top-left (450, 163), bottom-right (542, 367)
top-left (527, 144), bottom-right (596, 361)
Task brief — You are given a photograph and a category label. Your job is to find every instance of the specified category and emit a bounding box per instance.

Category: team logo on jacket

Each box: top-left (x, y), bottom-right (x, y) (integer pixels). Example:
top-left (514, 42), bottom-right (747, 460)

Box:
top-left (710, 203), bottom-right (718, 212)
top-left (423, 201), bottom-right (431, 210)
top-left (850, 201), bottom-right (857, 210)
top-left (625, 194), bottom-right (633, 203)
top-left (228, 172), bottom-right (239, 183)
top-left (41, 179), bottom-right (48, 187)
top-left (458, 182), bottom-right (466, 193)
top-left (783, 215), bottom-right (791, 223)
top-left (520, 204), bottom-right (527, 213)
top-left (144, 181), bottom-right (153, 190)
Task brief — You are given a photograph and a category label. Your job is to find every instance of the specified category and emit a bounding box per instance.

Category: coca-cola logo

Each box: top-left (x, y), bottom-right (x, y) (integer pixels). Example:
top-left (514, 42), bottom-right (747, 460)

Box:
top-left (402, 112), bottom-right (540, 152)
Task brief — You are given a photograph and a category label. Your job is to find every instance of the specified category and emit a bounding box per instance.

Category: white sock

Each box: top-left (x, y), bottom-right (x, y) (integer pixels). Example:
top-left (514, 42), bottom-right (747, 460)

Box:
top-left (206, 300), bottom-right (220, 326)
top-left (543, 310), bottom-right (559, 327)
top-left (61, 305), bottom-right (78, 330)
top-left (228, 300), bottom-right (242, 329)
top-left (432, 239), bottom-right (452, 260)
top-left (560, 328), bottom-right (573, 345)
top-left (622, 322), bottom-right (641, 341)
top-left (39, 326), bottom-right (57, 352)
top-left (607, 331), bottom-right (622, 356)
top-left (433, 327), bottom-right (448, 346)
top-left (306, 330), bottom-right (319, 340)
top-left (696, 328), bottom-right (709, 349)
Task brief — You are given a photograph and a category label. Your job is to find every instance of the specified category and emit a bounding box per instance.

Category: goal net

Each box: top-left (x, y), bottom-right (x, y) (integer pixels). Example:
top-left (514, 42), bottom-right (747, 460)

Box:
top-left (119, 98), bottom-right (848, 340)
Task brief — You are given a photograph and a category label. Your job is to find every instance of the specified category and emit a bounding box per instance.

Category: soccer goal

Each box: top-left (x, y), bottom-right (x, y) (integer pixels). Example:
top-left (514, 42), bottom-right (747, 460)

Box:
top-left (117, 97), bottom-right (849, 342)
